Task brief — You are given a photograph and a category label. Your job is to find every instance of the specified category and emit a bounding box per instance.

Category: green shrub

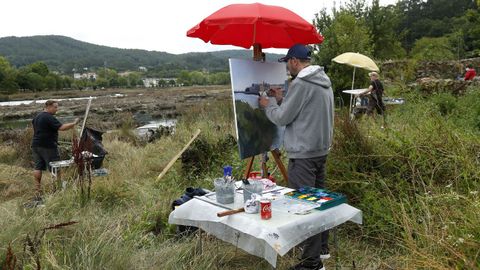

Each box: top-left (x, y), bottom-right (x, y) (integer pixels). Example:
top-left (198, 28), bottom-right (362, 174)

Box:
top-left (433, 93), bottom-right (457, 115)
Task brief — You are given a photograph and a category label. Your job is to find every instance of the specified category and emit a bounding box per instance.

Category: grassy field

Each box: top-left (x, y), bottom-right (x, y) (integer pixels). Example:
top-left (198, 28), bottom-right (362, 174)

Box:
top-left (1, 85), bottom-right (479, 269)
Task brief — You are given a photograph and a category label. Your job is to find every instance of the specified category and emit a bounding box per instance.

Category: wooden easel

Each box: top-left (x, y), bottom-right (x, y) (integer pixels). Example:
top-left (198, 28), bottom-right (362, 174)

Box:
top-left (242, 44), bottom-right (289, 184)
top-left (243, 149), bottom-right (288, 182)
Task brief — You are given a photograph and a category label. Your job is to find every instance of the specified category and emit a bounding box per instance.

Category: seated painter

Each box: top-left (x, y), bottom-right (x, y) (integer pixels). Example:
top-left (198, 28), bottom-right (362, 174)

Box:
top-left (464, 64), bottom-right (476, 81)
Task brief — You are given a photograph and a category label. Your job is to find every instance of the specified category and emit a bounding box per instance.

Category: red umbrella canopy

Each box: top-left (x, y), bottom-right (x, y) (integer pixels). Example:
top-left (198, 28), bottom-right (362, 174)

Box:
top-left (187, 3), bottom-right (323, 49)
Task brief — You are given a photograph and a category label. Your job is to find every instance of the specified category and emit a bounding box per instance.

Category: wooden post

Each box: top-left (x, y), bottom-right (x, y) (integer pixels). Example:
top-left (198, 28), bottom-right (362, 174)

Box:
top-left (156, 129), bottom-right (201, 182)
top-left (79, 97), bottom-right (92, 139)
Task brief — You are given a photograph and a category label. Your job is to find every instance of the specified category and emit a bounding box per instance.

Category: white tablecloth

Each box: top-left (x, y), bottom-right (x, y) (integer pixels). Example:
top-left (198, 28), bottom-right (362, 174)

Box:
top-left (168, 191), bottom-right (362, 267)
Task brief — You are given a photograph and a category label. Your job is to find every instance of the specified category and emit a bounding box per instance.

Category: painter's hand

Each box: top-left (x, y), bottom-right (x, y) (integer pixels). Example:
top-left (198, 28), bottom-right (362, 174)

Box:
top-left (268, 87), bottom-right (283, 103)
top-left (258, 96), bottom-right (269, 108)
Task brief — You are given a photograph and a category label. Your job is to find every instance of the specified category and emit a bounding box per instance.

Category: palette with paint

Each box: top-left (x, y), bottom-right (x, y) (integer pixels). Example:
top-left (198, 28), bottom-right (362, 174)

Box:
top-left (284, 187), bottom-right (347, 210)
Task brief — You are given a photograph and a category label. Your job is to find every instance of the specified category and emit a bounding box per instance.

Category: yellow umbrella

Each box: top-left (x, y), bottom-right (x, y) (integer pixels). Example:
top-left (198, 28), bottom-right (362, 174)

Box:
top-left (332, 52), bottom-right (379, 89)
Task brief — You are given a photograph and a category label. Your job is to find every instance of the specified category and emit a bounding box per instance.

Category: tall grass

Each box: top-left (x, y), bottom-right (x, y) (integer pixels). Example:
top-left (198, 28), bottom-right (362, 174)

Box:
top-left (330, 87), bottom-right (480, 269)
top-left (1, 87), bottom-right (479, 269)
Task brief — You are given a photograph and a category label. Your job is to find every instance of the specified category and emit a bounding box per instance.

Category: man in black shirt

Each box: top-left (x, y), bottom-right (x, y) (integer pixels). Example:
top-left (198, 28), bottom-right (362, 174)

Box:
top-left (31, 100), bottom-right (79, 196)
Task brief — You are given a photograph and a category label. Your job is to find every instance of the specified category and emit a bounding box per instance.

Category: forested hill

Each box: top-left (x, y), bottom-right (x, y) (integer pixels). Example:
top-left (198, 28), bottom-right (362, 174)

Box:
top-left (0, 35), bottom-right (282, 74)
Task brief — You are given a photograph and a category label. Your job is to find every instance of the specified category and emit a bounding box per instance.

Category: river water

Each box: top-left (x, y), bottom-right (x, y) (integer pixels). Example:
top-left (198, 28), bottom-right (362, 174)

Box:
top-left (0, 94), bottom-right (126, 107)
top-left (0, 115), bottom-right (176, 132)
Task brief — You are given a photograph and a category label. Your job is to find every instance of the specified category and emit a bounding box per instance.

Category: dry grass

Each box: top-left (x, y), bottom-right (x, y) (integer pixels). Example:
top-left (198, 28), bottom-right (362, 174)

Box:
top-left (1, 87), bottom-right (479, 269)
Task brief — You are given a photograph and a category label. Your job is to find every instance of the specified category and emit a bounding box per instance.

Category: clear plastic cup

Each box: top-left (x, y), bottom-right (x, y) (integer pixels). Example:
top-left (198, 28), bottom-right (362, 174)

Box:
top-left (214, 178), bottom-right (235, 204)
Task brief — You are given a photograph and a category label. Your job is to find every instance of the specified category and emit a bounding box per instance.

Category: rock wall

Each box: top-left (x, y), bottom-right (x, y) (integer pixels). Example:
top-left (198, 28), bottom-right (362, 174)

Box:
top-left (414, 78), bottom-right (475, 96)
top-left (380, 57), bottom-right (480, 96)
top-left (381, 57), bottom-right (480, 81)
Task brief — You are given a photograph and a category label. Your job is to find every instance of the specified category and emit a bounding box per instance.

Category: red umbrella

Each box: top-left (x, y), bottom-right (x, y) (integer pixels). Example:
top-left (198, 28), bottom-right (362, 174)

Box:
top-left (187, 3), bottom-right (323, 49)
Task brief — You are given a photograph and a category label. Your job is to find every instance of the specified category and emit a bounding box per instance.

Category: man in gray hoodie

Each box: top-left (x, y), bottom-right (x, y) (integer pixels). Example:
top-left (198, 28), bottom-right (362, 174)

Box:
top-left (259, 44), bottom-right (334, 270)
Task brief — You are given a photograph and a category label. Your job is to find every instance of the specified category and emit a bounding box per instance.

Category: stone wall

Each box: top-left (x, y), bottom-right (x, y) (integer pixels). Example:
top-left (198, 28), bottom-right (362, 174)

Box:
top-left (380, 58), bottom-right (480, 96)
top-left (381, 57), bottom-right (480, 81)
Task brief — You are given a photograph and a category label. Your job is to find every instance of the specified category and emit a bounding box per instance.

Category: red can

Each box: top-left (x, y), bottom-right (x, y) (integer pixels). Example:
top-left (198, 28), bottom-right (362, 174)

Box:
top-left (260, 200), bottom-right (272, 220)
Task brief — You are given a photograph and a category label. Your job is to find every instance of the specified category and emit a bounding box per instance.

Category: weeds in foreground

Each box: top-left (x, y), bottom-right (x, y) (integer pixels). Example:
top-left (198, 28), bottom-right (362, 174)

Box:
top-left (0, 87), bottom-right (479, 269)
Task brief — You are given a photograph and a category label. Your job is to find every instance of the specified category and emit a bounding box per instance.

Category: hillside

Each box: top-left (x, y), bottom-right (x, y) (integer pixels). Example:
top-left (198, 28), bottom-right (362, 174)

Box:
top-left (0, 35), bottom-right (283, 73)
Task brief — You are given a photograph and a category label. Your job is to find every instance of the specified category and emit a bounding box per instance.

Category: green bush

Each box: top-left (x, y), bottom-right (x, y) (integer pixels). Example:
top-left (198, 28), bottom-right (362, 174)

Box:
top-left (433, 93), bottom-right (457, 115)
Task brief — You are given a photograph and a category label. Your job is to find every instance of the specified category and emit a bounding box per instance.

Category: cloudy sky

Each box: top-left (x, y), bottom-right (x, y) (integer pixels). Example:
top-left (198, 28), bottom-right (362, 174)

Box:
top-left (1, 0), bottom-right (396, 55)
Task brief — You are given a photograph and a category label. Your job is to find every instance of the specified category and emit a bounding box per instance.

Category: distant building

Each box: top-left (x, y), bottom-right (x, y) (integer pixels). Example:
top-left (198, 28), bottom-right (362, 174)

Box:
top-left (139, 66), bottom-right (148, 72)
top-left (162, 78), bottom-right (177, 82)
top-left (157, 78), bottom-right (179, 87)
top-left (73, 72), bottom-right (97, 81)
top-left (142, 78), bottom-right (159, 87)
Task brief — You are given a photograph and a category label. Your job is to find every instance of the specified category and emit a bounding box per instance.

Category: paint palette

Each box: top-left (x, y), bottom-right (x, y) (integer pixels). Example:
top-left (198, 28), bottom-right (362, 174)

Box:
top-left (284, 187), bottom-right (347, 211)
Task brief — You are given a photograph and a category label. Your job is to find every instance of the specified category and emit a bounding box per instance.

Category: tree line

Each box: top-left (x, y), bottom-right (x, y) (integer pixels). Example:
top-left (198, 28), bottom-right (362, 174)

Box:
top-left (1, 0), bottom-right (479, 95)
top-left (0, 56), bottom-right (231, 96)
top-left (313, 0), bottom-right (479, 91)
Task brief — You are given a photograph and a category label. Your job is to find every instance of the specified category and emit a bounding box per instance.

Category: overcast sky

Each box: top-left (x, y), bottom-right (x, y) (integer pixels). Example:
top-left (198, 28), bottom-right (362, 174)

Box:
top-left (1, 0), bottom-right (397, 55)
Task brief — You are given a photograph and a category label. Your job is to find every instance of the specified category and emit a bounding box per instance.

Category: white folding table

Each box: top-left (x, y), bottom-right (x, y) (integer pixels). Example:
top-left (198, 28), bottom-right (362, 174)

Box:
top-left (342, 89), bottom-right (369, 117)
top-left (169, 188), bottom-right (362, 268)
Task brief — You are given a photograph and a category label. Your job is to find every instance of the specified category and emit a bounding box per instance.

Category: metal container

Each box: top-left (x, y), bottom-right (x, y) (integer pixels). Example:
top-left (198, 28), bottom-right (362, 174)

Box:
top-left (243, 180), bottom-right (263, 202)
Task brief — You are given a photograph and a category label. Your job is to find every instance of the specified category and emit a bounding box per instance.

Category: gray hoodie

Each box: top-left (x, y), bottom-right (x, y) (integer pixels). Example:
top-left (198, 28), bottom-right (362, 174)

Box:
top-left (265, 65), bottom-right (334, 159)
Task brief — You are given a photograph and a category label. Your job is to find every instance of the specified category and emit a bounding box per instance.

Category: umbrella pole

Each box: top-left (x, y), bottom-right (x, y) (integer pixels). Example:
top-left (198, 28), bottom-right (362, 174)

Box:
top-left (349, 67), bottom-right (356, 118)
top-left (253, 43), bottom-right (263, 61)
top-left (351, 67), bottom-right (356, 90)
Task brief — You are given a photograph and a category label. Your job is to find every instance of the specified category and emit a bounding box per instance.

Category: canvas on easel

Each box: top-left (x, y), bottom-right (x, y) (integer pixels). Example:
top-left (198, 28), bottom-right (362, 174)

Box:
top-left (229, 58), bottom-right (288, 160)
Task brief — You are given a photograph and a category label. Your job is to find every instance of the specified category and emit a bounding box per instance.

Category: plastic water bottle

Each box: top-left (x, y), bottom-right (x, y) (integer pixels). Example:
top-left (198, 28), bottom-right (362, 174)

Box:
top-left (214, 165), bottom-right (234, 204)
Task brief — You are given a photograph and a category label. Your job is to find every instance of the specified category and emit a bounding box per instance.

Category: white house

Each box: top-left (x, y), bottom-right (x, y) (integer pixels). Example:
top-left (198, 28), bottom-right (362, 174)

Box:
top-left (142, 78), bottom-right (159, 87)
top-left (73, 72), bottom-right (97, 80)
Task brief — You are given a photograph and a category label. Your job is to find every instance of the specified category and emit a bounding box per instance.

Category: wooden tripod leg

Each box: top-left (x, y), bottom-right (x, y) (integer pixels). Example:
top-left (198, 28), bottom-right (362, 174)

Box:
top-left (271, 149), bottom-right (288, 184)
top-left (243, 156), bottom-right (255, 179)
top-left (261, 153), bottom-right (268, 178)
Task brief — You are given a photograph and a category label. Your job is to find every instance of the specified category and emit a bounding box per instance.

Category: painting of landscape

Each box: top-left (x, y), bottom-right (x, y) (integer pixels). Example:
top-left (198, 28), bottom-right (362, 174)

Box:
top-left (229, 58), bottom-right (288, 159)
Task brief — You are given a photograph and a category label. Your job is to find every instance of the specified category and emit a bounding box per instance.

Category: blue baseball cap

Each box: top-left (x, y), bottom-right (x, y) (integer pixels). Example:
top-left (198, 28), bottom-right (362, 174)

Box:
top-left (278, 44), bottom-right (312, 62)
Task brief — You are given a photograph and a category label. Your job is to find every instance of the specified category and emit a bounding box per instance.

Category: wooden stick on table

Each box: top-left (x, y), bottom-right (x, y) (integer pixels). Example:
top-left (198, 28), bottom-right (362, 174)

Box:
top-left (217, 207), bottom-right (245, 217)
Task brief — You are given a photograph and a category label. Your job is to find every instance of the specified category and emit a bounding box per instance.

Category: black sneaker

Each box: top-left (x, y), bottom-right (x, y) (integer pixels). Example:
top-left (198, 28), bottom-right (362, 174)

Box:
top-left (289, 260), bottom-right (325, 270)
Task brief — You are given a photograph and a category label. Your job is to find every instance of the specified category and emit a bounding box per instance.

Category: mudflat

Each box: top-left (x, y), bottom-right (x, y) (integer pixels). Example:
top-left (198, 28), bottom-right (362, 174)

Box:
top-left (0, 86), bottom-right (231, 130)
